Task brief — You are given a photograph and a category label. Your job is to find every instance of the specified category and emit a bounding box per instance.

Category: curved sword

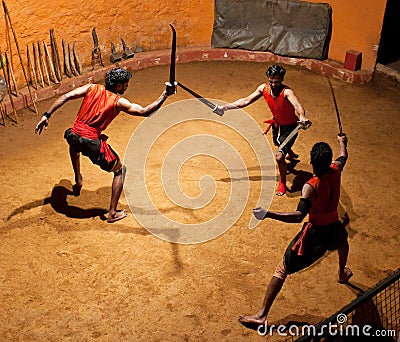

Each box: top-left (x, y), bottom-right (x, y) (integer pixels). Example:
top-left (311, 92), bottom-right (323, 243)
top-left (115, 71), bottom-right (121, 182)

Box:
top-left (166, 24), bottom-right (177, 93)
top-left (177, 82), bottom-right (224, 116)
top-left (327, 77), bottom-right (344, 136)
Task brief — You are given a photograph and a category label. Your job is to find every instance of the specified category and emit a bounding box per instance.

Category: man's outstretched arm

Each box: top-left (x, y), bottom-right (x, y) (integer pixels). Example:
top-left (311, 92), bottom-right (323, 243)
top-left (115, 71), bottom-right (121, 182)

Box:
top-left (253, 183), bottom-right (315, 223)
top-left (117, 90), bottom-right (172, 117)
top-left (35, 83), bottom-right (92, 134)
top-left (216, 84), bottom-right (264, 113)
top-left (333, 134), bottom-right (348, 170)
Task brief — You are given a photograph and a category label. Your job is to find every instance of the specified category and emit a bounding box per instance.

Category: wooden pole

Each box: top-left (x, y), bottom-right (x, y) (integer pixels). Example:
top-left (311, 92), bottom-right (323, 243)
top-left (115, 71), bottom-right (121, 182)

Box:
top-left (0, 48), bottom-right (17, 123)
top-left (27, 45), bottom-right (38, 89)
top-left (43, 40), bottom-right (58, 83)
top-left (2, 0), bottom-right (38, 114)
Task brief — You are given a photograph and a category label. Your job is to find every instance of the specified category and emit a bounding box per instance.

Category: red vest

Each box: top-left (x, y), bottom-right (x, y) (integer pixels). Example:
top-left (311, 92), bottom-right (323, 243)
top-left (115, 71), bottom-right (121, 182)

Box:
top-left (263, 84), bottom-right (298, 126)
top-left (307, 163), bottom-right (341, 225)
top-left (74, 84), bottom-right (120, 137)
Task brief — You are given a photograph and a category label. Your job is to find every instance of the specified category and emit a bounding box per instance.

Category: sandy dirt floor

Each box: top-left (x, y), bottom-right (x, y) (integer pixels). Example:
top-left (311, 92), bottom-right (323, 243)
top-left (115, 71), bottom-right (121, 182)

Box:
top-left (0, 61), bottom-right (399, 341)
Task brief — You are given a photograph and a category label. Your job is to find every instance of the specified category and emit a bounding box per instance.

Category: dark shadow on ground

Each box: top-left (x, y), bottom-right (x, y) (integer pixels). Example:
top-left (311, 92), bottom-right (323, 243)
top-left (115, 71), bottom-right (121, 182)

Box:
top-left (285, 159), bottom-right (313, 197)
top-left (7, 179), bottom-right (107, 221)
top-left (218, 175), bottom-right (276, 183)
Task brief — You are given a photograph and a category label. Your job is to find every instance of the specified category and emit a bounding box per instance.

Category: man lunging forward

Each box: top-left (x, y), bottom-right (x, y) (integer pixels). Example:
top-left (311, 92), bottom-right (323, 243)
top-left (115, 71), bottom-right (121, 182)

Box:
top-left (216, 65), bottom-right (309, 196)
top-left (240, 134), bottom-right (352, 329)
top-left (35, 67), bottom-right (174, 223)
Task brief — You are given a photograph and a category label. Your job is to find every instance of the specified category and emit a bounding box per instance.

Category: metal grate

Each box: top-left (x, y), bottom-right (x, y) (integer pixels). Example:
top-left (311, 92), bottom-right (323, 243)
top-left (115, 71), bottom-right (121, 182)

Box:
top-left (281, 268), bottom-right (400, 341)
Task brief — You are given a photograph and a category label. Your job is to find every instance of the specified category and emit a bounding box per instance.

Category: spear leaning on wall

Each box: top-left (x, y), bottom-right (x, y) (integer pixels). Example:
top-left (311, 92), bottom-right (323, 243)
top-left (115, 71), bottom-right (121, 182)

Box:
top-left (27, 45), bottom-right (38, 89)
top-left (38, 41), bottom-right (51, 86)
top-left (32, 42), bottom-right (44, 87)
top-left (43, 40), bottom-right (58, 84)
top-left (2, 0), bottom-right (37, 114)
top-left (0, 49), bottom-right (17, 122)
top-left (50, 29), bottom-right (62, 82)
top-left (62, 39), bottom-right (72, 77)
top-left (72, 41), bottom-right (82, 75)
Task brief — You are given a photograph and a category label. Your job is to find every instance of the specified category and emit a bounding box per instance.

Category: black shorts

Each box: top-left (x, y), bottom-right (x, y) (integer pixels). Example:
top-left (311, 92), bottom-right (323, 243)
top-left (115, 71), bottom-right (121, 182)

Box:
top-left (272, 123), bottom-right (298, 155)
top-left (64, 128), bottom-right (120, 172)
top-left (283, 221), bottom-right (348, 274)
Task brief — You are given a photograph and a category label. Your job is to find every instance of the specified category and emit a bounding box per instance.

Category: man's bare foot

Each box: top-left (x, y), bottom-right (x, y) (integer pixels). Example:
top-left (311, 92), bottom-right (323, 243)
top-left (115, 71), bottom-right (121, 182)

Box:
top-left (107, 209), bottom-right (127, 223)
top-left (72, 182), bottom-right (83, 197)
top-left (338, 266), bottom-right (353, 284)
top-left (72, 174), bottom-right (83, 196)
top-left (239, 315), bottom-right (266, 330)
top-left (286, 150), bottom-right (299, 160)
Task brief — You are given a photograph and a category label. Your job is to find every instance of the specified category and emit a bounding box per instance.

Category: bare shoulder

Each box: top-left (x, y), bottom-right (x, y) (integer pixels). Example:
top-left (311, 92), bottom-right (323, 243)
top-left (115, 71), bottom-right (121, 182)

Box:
top-left (77, 83), bottom-right (94, 92)
top-left (65, 83), bottom-right (93, 99)
top-left (283, 87), bottom-right (295, 96)
top-left (116, 96), bottom-right (131, 109)
top-left (257, 83), bottom-right (267, 92)
top-left (116, 97), bottom-right (142, 114)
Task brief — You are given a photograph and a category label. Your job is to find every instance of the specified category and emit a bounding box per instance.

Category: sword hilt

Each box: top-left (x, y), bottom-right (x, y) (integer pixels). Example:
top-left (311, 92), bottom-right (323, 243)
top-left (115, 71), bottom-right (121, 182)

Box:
top-left (212, 105), bottom-right (224, 116)
top-left (165, 81), bottom-right (177, 95)
top-left (298, 120), bottom-right (312, 130)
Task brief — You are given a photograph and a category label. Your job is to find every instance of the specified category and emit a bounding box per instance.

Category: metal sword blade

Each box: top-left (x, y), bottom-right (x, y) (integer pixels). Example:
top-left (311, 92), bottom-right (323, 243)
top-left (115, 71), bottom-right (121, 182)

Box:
top-left (169, 24), bottom-right (176, 86)
top-left (275, 126), bottom-right (302, 155)
top-left (327, 77), bottom-right (343, 135)
top-left (177, 82), bottom-right (223, 116)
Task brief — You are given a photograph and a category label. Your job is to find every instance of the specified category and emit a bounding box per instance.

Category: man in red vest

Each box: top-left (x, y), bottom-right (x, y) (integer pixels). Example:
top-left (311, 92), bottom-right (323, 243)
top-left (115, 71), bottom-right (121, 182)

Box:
top-left (239, 134), bottom-right (352, 331)
top-left (35, 67), bottom-right (174, 223)
top-left (217, 65), bottom-right (309, 196)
